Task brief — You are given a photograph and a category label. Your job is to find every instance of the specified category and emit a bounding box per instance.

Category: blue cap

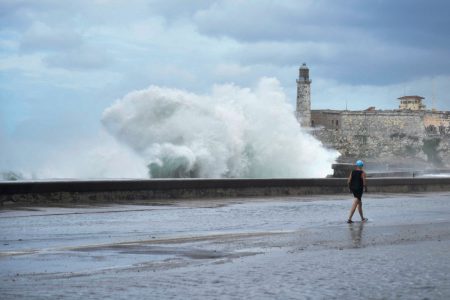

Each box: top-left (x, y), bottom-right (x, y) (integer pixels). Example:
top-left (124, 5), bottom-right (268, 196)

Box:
top-left (356, 160), bottom-right (364, 167)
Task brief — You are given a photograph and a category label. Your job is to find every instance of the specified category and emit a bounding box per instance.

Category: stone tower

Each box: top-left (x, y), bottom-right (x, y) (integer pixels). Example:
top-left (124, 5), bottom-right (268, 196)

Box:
top-left (296, 63), bottom-right (312, 127)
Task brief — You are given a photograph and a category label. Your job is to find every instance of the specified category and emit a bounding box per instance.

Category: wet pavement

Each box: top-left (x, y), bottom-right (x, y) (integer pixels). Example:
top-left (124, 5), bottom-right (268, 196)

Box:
top-left (1, 192), bottom-right (450, 299)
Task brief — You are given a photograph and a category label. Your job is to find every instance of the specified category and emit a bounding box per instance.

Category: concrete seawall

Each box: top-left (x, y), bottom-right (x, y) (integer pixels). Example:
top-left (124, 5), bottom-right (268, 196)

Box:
top-left (1, 177), bottom-right (450, 206)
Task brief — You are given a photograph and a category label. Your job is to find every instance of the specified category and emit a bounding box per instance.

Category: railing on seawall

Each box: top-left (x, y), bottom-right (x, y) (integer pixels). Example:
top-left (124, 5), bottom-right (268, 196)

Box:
top-left (1, 177), bottom-right (450, 206)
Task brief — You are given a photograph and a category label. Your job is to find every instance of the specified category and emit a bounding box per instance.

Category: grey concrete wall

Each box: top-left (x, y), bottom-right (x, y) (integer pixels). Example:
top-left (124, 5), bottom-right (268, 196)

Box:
top-left (1, 178), bottom-right (450, 206)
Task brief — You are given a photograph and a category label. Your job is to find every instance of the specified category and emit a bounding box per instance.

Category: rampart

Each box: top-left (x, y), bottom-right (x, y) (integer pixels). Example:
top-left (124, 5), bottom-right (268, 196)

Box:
top-left (311, 110), bottom-right (450, 167)
top-left (1, 178), bottom-right (450, 206)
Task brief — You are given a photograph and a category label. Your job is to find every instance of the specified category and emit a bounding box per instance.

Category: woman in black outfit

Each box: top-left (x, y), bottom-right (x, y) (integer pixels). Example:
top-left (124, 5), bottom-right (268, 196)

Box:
top-left (347, 160), bottom-right (368, 223)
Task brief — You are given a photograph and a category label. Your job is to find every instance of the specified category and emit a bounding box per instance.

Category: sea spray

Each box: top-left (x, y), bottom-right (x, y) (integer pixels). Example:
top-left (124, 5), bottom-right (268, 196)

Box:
top-left (102, 77), bottom-right (339, 178)
top-left (1, 129), bottom-right (150, 180)
top-left (34, 130), bottom-right (148, 179)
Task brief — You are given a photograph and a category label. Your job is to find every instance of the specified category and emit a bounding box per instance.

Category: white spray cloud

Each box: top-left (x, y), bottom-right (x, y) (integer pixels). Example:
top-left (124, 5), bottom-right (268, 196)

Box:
top-left (35, 131), bottom-right (148, 179)
top-left (102, 77), bottom-right (338, 178)
top-left (0, 129), bottom-right (148, 180)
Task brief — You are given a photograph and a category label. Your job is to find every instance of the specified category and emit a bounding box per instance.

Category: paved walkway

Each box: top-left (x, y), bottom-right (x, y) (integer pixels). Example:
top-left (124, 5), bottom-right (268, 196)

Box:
top-left (1, 192), bottom-right (450, 299)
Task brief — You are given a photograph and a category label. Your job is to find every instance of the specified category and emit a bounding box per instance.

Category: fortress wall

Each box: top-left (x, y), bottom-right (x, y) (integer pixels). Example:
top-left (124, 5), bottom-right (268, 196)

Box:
top-left (423, 111), bottom-right (450, 126)
top-left (424, 111), bottom-right (450, 132)
top-left (339, 111), bottom-right (424, 136)
top-left (422, 112), bottom-right (450, 165)
top-left (311, 110), bottom-right (424, 133)
top-left (2, 178), bottom-right (450, 205)
top-left (436, 136), bottom-right (450, 165)
top-left (311, 110), bottom-right (450, 166)
top-left (297, 64), bottom-right (450, 167)
top-left (311, 110), bottom-right (342, 129)
top-left (342, 112), bottom-right (425, 160)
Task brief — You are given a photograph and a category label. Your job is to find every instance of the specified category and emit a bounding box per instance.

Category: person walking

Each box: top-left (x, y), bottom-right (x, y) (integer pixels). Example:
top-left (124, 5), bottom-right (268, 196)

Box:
top-left (347, 160), bottom-right (368, 224)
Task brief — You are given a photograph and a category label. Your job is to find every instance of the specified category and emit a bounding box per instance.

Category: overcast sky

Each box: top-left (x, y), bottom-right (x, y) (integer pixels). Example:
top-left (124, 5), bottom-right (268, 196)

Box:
top-left (1, 0), bottom-right (450, 174)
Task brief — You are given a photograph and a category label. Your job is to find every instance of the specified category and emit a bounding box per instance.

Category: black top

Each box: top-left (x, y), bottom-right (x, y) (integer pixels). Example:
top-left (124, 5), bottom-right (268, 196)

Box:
top-left (349, 170), bottom-right (364, 191)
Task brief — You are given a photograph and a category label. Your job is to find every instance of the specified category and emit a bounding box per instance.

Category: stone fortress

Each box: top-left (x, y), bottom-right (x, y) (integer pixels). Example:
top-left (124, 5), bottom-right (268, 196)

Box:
top-left (296, 64), bottom-right (450, 171)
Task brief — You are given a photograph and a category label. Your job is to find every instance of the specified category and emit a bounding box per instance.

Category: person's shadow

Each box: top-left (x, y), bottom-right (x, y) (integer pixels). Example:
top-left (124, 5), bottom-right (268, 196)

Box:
top-left (348, 222), bottom-right (365, 248)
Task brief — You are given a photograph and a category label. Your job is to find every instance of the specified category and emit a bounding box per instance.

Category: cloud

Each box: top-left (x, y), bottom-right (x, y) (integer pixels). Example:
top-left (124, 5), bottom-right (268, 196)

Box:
top-left (191, 0), bottom-right (450, 85)
top-left (19, 21), bottom-right (83, 52)
top-left (214, 63), bottom-right (251, 79)
top-left (16, 21), bottom-right (114, 71)
top-left (193, 0), bottom-right (364, 42)
top-left (192, 0), bottom-right (450, 46)
top-left (232, 41), bottom-right (337, 67)
top-left (0, 0), bottom-right (82, 31)
top-left (1, 0), bottom-right (450, 179)
top-left (312, 75), bottom-right (450, 112)
top-left (43, 46), bottom-right (111, 70)
top-left (146, 0), bottom-right (213, 21)
top-left (356, 0), bottom-right (450, 48)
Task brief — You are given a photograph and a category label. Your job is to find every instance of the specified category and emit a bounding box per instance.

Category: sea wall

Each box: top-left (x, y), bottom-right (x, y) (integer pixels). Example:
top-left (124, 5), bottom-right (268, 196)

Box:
top-left (1, 178), bottom-right (450, 206)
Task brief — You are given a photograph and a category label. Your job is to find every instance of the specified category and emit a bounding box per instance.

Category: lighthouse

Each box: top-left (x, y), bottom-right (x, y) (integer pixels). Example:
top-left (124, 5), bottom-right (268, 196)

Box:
top-left (296, 63), bottom-right (311, 127)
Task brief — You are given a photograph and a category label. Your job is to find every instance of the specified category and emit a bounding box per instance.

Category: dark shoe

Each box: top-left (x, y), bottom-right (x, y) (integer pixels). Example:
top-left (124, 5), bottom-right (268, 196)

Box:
top-left (362, 218), bottom-right (368, 222)
top-left (347, 219), bottom-right (353, 224)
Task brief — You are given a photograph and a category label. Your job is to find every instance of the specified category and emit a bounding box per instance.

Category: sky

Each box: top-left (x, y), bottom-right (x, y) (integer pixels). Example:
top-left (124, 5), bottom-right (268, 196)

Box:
top-left (1, 0), bottom-right (450, 177)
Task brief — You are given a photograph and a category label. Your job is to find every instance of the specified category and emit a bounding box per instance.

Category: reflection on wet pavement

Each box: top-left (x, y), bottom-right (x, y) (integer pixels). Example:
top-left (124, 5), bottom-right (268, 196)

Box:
top-left (1, 192), bottom-right (450, 299)
top-left (349, 222), bottom-right (364, 248)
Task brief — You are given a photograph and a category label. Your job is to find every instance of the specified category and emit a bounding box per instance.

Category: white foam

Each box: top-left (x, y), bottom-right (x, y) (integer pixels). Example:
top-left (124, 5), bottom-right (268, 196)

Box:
top-left (102, 77), bottom-right (338, 178)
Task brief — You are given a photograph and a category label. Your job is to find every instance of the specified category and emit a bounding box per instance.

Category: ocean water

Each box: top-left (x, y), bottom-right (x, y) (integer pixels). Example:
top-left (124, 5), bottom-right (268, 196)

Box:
top-left (420, 173), bottom-right (450, 178)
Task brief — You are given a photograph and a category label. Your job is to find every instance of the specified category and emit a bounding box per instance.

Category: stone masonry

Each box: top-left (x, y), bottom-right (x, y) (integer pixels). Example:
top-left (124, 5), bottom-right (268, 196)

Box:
top-left (296, 65), bottom-right (450, 168)
top-left (296, 63), bottom-right (311, 127)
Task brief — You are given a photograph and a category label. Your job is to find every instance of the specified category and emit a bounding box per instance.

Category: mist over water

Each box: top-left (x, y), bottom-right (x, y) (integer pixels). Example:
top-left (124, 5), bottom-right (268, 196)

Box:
top-left (0, 130), bottom-right (148, 181)
top-left (102, 78), bottom-right (338, 178)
